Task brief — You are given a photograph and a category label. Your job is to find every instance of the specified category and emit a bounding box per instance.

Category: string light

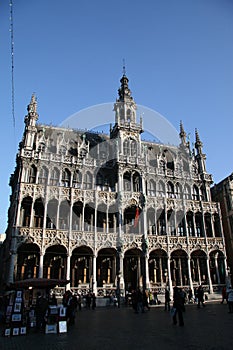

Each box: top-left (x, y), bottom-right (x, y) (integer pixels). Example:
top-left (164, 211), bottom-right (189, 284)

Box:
top-left (9, 0), bottom-right (15, 129)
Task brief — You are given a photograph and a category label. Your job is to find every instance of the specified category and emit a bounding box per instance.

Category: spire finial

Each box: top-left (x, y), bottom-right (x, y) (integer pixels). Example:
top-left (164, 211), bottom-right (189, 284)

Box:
top-left (122, 58), bottom-right (126, 76)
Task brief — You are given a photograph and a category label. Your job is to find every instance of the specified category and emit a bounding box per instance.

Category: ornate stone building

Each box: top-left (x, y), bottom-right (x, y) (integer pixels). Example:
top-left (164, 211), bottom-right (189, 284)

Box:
top-left (2, 74), bottom-right (229, 296)
top-left (211, 173), bottom-right (233, 284)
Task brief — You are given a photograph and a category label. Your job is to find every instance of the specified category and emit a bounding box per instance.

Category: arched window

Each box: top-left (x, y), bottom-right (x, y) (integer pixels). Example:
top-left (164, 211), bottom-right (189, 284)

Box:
top-left (73, 171), bottom-right (82, 188)
top-left (123, 172), bottom-right (131, 191)
top-left (133, 172), bottom-right (141, 192)
top-left (200, 186), bottom-right (207, 201)
top-left (127, 109), bottom-right (131, 122)
top-left (184, 184), bottom-right (191, 200)
top-left (158, 181), bottom-right (165, 197)
top-left (192, 185), bottom-right (199, 200)
top-left (61, 169), bottom-right (71, 187)
top-left (123, 140), bottom-right (130, 155)
top-left (167, 181), bottom-right (175, 198)
top-left (38, 166), bottom-right (48, 185)
top-left (175, 183), bottom-right (182, 199)
top-left (131, 140), bottom-right (137, 156)
top-left (29, 165), bottom-right (37, 184)
top-left (83, 172), bottom-right (92, 189)
top-left (50, 168), bottom-right (59, 186)
top-left (148, 179), bottom-right (156, 196)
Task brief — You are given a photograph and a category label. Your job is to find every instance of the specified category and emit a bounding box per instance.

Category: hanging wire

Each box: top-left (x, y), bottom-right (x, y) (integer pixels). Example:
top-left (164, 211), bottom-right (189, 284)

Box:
top-left (9, 0), bottom-right (15, 129)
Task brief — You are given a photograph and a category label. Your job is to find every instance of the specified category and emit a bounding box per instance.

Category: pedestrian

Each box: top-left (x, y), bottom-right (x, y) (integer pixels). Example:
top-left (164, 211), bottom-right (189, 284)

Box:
top-left (164, 288), bottom-right (171, 311)
top-left (197, 285), bottom-right (205, 308)
top-left (188, 288), bottom-right (193, 303)
top-left (92, 293), bottom-right (96, 310)
top-left (221, 286), bottom-right (227, 304)
top-left (143, 289), bottom-right (150, 311)
top-left (77, 293), bottom-right (82, 311)
top-left (136, 289), bottom-right (144, 313)
top-left (153, 291), bottom-right (159, 305)
top-left (86, 292), bottom-right (91, 309)
top-left (172, 287), bottom-right (185, 326)
top-left (50, 293), bottom-right (57, 306)
top-left (35, 292), bottom-right (48, 332)
top-left (131, 290), bottom-right (138, 313)
top-left (227, 288), bottom-right (233, 313)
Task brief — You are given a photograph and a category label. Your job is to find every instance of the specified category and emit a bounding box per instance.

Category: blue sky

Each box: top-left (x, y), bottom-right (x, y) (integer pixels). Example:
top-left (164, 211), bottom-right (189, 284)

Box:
top-left (0, 0), bottom-right (233, 233)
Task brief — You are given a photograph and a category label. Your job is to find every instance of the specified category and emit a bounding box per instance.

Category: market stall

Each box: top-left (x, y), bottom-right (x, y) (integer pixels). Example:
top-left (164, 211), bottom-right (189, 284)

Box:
top-left (3, 278), bottom-right (69, 337)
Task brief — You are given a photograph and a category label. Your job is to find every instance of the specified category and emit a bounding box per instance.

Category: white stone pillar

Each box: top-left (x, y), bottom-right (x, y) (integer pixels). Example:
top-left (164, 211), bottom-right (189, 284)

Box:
top-left (215, 253), bottom-right (220, 284)
top-left (167, 254), bottom-right (173, 297)
top-left (187, 255), bottom-right (194, 293)
top-left (92, 254), bottom-right (97, 294)
top-left (66, 254), bottom-right (71, 290)
top-left (39, 252), bottom-right (44, 278)
top-left (206, 256), bottom-right (213, 293)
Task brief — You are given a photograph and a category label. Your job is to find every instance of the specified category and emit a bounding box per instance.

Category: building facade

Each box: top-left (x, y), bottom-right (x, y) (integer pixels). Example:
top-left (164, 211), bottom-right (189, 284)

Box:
top-left (2, 74), bottom-right (229, 296)
top-left (211, 173), bottom-right (233, 285)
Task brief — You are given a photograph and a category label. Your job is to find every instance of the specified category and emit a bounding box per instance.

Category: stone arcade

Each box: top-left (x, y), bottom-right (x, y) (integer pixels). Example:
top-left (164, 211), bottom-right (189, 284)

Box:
top-left (2, 73), bottom-right (228, 297)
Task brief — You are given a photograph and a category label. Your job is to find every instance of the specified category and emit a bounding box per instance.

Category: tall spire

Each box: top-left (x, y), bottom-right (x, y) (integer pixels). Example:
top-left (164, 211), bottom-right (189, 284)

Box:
top-left (117, 69), bottom-right (133, 103)
top-left (179, 120), bottom-right (186, 145)
top-left (195, 128), bottom-right (203, 154)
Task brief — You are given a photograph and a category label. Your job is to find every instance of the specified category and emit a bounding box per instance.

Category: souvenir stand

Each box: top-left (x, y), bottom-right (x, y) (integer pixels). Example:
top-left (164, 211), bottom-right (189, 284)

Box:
top-left (3, 278), bottom-right (69, 337)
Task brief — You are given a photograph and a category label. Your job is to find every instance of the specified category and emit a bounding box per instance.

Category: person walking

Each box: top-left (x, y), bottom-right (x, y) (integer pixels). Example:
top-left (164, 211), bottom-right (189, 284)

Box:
top-left (164, 288), bottom-right (171, 311)
top-left (172, 287), bottom-right (185, 326)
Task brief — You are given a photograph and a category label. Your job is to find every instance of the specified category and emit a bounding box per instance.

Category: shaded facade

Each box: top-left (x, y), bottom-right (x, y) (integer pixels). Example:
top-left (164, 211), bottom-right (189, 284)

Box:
top-left (211, 173), bottom-right (233, 285)
top-left (2, 74), bottom-right (229, 296)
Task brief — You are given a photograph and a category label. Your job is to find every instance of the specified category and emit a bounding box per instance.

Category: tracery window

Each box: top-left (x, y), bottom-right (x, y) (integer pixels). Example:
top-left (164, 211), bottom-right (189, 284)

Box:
top-left (73, 171), bottom-right (82, 188)
top-left (61, 169), bottom-right (71, 187)
top-left (83, 172), bottom-right (92, 189)
top-left (29, 165), bottom-right (37, 184)
top-left (158, 181), bottom-right (165, 197)
top-left (38, 166), bottom-right (48, 185)
top-left (50, 168), bottom-right (60, 186)
top-left (192, 185), bottom-right (199, 200)
top-left (148, 179), bottom-right (156, 196)
top-left (167, 181), bottom-right (175, 198)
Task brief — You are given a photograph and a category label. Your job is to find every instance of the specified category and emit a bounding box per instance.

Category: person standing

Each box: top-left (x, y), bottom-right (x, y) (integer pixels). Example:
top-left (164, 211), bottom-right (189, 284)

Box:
top-left (92, 293), bottom-right (96, 310)
top-left (197, 285), bottom-right (205, 308)
top-left (227, 288), bottom-right (233, 313)
top-left (172, 287), bottom-right (185, 326)
top-left (221, 286), bottom-right (227, 304)
top-left (35, 292), bottom-right (48, 332)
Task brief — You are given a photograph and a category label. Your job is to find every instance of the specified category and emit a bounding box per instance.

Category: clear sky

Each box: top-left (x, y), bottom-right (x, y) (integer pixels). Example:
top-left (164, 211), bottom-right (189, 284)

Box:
top-left (0, 0), bottom-right (232, 234)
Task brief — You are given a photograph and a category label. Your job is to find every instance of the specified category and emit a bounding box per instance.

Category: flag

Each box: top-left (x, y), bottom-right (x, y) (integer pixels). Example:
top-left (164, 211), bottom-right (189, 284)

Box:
top-left (134, 207), bottom-right (140, 228)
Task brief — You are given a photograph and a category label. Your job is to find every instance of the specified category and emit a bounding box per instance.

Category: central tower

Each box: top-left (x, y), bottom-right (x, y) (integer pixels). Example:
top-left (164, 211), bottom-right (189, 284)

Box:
top-left (110, 72), bottom-right (143, 140)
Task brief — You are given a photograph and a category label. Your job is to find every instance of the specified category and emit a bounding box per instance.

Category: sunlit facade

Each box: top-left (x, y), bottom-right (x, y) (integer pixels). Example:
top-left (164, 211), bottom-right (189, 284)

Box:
top-left (2, 74), bottom-right (228, 296)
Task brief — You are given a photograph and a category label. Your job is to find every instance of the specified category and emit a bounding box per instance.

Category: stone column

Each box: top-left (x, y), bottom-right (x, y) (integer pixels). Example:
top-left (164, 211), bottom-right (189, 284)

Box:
top-left (214, 253), bottom-right (220, 284)
top-left (187, 255), bottom-right (194, 293)
top-left (39, 251), bottom-right (44, 278)
top-left (167, 254), bottom-right (173, 296)
top-left (206, 256), bottom-right (213, 293)
top-left (66, 254), bottom-right (71, 290)
top-left (92, 254), bottom-right (97, 294)
top-left (119, 252), bottom-right (125, 291)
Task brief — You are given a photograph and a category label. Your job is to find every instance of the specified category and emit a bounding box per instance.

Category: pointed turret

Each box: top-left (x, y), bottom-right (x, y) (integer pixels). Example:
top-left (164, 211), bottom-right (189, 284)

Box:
top-left (194, 128), bottom-right (206, 174)
top-left (195, 128), bottom-right (203, 155)
top-left (23, 94), bottom-right (39, 150)
top-left (179, 121), bottom-right (186, 146)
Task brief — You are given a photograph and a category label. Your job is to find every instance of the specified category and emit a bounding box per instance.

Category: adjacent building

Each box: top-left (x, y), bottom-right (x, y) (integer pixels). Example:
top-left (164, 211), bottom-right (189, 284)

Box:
top-left (1, 74), bottom-right (229, 296)
top-left (211, 173), bottom-right (233, 285)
